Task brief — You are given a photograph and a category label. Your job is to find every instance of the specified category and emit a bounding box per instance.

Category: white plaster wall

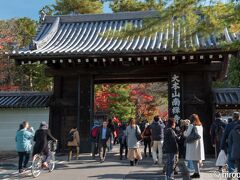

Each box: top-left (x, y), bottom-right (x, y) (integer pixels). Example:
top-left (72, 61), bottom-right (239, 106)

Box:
top-left (0, 108), bottom-right (49, 151)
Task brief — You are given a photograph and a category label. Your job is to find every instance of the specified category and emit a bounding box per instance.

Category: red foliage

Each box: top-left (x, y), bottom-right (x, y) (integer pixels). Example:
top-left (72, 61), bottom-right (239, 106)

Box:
top-left (0, 85), bottom-right (19, 91)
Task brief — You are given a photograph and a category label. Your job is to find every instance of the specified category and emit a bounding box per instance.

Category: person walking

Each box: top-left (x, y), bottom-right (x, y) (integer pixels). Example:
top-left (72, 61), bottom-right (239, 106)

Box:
top-left (142, 123), bottom-right (151, 157)
top-left (210, 112), bottom-right (226, 171)
top-left (119, 123), bottom-right (128, 160)
top-left (221, 112), bottom-right (240, 174)
top-left (228, 124), bottom-right (240, 180)
top-left (185, 114), bottom-right (205, 178)
top-left (90, 121), bottom-right (100, 159)
top-left (67, 126), bottom-right (80, 161)
top-left (150, 115), bottom-right (165, 165)
top-left (126, 118), bottom-right (142, 166)
top-left (97, 120), bottom-right (111, 163)
top-left (163, 118), bottom-right (179, 180)
top-left (15, 121), bottom-right (34, 173)
top-left (32, 122), bottom-right (57, 168)
top-left (107, 118), bottom-right (115, 152)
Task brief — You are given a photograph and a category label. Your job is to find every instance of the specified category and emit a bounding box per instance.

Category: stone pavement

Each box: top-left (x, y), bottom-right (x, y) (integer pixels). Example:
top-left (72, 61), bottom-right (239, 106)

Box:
top-left (0, 146), bottom-right (223, 180)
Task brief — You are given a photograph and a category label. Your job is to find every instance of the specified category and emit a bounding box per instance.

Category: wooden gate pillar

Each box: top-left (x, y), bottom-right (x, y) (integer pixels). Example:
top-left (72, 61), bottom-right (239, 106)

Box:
top-left (182, 72), bottom-right (214, 154)
top-left (49, 76), bottom-right (63, 150)
top-left (78, 75), bottom-right (94, 153)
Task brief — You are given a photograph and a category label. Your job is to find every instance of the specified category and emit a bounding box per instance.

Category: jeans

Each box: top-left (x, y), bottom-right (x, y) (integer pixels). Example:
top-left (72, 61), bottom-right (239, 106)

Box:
top-left (236, 159), bottom-right (240, 180)
top-left (187, 160), bottom-right (194, 171)
top-left (166, 153), bottom-right (176, 180)
top-left (109, 134), bottom-right (113, 151)
top-left (18, 152), bottom-right (30, 170)
top-left (152, 140), bottom-right (163, 164)
top-left (120, 140), bottom-right (128, 159)
top-left (193, 161), bottom-right (200, 173)
top-left (227, 155), bottom-right (235, 173)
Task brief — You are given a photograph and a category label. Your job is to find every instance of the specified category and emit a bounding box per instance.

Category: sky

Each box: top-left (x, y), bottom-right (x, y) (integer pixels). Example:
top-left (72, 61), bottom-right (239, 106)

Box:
top-left (0, 0), bottom-right (112, 20)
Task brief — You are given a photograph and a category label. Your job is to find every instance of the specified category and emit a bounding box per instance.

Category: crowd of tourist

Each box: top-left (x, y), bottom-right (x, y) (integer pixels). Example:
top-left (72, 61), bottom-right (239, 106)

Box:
top-left (15, 111), bottom-right (240, 180)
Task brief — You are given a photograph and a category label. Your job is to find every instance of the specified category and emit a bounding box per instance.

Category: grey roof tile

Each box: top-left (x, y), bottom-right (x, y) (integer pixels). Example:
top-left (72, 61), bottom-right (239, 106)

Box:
top-left (0, 92), bottom-right (52, 108)
top-left (12, 11), bottom-right (240, 57)
top-left (213, 88), bottom-right (240, 106)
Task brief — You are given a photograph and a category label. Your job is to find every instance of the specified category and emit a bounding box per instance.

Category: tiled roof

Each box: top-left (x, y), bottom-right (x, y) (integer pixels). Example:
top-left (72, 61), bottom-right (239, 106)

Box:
top-left (12, 11), bottom-right (240, 57)
top-left (0, 92), bottom-right (52, 108)
top-left (213, 88), bottom-right (240, 107)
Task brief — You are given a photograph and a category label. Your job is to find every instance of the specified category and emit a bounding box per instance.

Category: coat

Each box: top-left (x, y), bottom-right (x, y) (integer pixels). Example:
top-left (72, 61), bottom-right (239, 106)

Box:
top-left (96, 126), bottom-right (111, 144)
top-left (67, 129), bottom-right (80, 147)
top-left (210, 118), bottom-right (226, 144)
top-left (126, 125), bottom-right (141, 149)
top-left (221, 120), bottom-right (240, 151)
top-left (16, 128), bottom-right (34, 152)
top-left (185, 124), bottom-right (205, 161)
top-left (163, 127), bottom-right (178, 154)
top-left (228, 125), bottom-right (240, 160)
top-left (33, 129), bottom-right (56, 156)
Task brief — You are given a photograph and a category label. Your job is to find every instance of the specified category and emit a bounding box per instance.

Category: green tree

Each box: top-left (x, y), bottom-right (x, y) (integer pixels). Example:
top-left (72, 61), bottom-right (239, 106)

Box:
top-left (228, 57), bottom-right (240, 87)
top-left (52, 0), bottom-right (103, 14)
top-left (107, 0), bottom-right (240, 52)
top-left (108, 84), bottom-right (136, 122)
top-left (14, 18), bottom-right (53, 91)
top-left (109, 0), bottom-right (163, 12)
top-left (15, 18), bottom-right (36, 47)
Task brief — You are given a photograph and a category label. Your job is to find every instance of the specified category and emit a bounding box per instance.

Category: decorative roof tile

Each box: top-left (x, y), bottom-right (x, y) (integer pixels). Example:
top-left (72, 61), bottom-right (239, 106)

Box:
top-left (12, 11), bottom-right (239, 58)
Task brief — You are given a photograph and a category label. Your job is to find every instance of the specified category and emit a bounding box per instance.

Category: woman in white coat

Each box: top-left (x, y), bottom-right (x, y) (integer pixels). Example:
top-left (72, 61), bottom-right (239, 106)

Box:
top-left (184, 114), bottom-right (205, 178)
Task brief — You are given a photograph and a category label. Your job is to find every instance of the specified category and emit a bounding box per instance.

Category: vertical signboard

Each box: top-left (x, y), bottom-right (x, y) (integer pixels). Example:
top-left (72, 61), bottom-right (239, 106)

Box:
top-left (169, 73), bottom-right (182, 124)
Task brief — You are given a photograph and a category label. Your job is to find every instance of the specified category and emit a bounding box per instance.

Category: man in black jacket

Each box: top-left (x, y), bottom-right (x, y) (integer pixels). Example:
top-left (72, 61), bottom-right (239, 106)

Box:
top-left (163, 118), bottom-right (179, 180)
top-left (33, 122), bottom-right (57, 168)
top-left (97, 120), bottom-right (111, 163)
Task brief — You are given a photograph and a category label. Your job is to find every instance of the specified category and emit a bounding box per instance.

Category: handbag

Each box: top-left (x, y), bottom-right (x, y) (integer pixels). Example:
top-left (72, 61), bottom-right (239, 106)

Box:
top-left (135, 126), bottom-right (142, 141)
top-left (216, 150), bottom-right (227, 166)
top-left (185, 126), bottom-right (201, 143)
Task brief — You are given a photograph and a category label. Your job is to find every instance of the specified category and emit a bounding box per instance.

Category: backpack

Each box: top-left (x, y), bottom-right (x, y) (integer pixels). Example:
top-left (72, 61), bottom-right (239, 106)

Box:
top-left (67, 131), bottom-right (75, 142)
top-left (215, 124), bottom-right (225, 142)
top-left (91, 127), bottom-right (99, 138)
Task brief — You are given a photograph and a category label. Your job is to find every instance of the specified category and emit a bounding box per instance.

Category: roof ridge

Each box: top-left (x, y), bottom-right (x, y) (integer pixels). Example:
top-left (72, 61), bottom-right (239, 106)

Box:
top-left (44, 10), bottom-right (159, 23)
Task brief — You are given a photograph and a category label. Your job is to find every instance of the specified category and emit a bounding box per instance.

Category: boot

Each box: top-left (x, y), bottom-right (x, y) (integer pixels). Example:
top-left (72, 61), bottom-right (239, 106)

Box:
top-left (134, 159), bottom-right (139, 166)
top-left (130, 161), bottom-right (134, 166)
top-left (190, 173), bottom-right (200, 178)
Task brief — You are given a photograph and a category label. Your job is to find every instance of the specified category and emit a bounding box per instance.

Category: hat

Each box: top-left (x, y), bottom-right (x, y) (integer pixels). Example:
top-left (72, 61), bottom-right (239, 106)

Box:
top-left (40, 121), bottom-right (48, 129)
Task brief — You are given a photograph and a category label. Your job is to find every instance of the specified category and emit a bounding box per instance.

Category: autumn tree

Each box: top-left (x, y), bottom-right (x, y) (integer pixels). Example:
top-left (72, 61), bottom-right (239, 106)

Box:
top-left (0, 20), bottom-right (18, 90)
top-left (95, 84), bottom-right (136, 121)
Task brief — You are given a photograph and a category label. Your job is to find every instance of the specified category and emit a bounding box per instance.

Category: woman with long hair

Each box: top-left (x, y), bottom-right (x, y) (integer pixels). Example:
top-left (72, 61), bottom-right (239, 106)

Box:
top-left (184, 114), bottom-right (205, 178)
top-left (126, 118), bottom-right (142, 166)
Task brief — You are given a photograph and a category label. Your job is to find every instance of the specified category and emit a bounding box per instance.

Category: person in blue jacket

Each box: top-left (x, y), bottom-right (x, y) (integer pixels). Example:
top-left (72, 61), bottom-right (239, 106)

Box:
top-left (221, 112), bottom-right (240, 173)
top-left (15, 121), bottom-right (34, 173)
